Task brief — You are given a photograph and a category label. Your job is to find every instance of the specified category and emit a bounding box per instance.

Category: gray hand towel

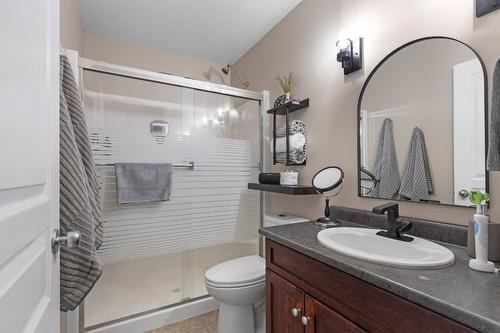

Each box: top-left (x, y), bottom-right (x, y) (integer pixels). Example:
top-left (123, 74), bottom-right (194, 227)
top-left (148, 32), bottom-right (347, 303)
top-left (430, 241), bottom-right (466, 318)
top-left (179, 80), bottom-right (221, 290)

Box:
top-left (400, 127), bottom-right (434, 201)
top-left (60, 55), bottom-right (103, 311)
top-left (115, 163), bottom-right (173, 204)
top-left (371, 118), bottom-right (400, 199)
top-left (487, 58), bottom-right (500, 170)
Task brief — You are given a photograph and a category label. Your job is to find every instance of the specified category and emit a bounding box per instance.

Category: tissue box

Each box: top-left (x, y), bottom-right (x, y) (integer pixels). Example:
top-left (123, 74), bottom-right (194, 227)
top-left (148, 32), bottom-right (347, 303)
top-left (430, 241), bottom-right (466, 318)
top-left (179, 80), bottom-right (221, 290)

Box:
top-left (467, 220), bottom-right (500, 261)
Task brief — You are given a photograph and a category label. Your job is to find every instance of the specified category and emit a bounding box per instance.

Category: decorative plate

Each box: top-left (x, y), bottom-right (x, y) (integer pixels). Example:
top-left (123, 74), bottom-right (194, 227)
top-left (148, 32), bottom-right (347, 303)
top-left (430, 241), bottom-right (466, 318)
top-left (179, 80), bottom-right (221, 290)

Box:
top-left (274, 95), bottom-right (286, 107)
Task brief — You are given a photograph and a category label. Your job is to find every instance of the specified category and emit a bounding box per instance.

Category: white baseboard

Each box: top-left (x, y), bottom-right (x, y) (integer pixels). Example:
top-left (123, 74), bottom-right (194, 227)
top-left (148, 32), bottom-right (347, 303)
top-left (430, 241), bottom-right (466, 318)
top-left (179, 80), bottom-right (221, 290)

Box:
top-left (86, 297), bottom-right (219, 333)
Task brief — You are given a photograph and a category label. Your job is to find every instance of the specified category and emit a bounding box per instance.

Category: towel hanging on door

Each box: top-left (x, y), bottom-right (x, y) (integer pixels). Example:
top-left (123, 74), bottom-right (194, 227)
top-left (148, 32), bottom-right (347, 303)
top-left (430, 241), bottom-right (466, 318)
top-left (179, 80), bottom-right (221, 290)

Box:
top-left (371, 118), bottom-right (400, 199)
top-left (400, 127), bottom-right (434, 201)
top-left (60, 54), bottom-right (103, 311)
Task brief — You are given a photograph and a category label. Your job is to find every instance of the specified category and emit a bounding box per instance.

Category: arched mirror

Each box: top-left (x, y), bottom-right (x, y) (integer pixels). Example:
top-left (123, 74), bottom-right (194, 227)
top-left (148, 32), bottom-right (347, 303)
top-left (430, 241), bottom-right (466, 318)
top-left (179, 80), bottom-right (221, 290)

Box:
top-left (358, 37), bottom-right (488, 207)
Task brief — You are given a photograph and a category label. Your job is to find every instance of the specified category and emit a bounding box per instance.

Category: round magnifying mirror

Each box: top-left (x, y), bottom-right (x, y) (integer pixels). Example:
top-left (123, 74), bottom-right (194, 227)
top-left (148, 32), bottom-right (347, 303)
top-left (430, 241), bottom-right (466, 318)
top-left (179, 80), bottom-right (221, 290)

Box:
top-left (312, 166), bottom-right (344, 228)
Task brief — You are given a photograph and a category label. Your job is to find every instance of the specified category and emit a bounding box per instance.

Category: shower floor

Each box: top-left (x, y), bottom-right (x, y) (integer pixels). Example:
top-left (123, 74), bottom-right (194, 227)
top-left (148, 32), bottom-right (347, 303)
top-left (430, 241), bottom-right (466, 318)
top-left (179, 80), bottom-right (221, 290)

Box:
top-left (84, 239), bottom-right (258, 328)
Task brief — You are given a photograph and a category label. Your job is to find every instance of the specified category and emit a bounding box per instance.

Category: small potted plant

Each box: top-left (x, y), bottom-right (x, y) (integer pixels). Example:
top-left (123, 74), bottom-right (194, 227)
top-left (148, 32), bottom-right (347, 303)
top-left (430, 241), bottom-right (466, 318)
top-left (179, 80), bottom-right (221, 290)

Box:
top-left (275, 72), bottom-right (294, 102)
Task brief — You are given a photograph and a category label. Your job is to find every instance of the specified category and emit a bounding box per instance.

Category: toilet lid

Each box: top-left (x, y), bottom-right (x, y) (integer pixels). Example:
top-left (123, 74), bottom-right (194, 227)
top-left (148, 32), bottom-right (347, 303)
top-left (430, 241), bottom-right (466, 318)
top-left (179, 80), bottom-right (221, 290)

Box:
top-left (205, 255), bottom-right (265, 287)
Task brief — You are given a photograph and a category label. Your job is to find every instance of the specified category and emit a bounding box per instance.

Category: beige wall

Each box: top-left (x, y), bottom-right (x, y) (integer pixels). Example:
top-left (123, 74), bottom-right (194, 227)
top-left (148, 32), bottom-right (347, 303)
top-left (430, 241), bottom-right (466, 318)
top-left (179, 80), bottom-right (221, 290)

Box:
top-left (60, 0), bottom-right (83, 52)
top-left (82, 33), bottom-right (229, 84)
top-left (60, 6), bottom-right (228, 84)
top-left (234, 0), bottom-right (500, 225)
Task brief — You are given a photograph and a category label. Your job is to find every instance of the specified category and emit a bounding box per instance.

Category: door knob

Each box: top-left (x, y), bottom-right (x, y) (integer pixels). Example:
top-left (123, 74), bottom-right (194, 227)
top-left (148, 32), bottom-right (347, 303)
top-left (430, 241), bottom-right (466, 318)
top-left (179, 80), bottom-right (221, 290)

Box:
top-left (301, 316), bottom-right (310, 326)
top-left (51, 229), bottom-right (81, 253)
top-left (458, 189), bottom-right (469, 199)
top-left (291, 307), bottom-right (301, 317)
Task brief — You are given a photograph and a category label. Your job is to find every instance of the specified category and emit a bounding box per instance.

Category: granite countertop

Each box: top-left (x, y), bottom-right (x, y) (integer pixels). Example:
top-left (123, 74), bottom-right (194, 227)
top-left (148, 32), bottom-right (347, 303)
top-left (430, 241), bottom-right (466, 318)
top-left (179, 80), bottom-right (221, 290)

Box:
top-left (260, 220), bottom-right (500, 333)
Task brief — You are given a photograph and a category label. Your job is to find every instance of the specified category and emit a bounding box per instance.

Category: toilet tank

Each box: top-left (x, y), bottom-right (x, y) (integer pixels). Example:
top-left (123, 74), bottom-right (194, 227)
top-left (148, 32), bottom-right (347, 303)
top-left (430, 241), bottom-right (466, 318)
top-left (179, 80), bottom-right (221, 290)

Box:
top-left (264, 213), bottom-right (309, 227)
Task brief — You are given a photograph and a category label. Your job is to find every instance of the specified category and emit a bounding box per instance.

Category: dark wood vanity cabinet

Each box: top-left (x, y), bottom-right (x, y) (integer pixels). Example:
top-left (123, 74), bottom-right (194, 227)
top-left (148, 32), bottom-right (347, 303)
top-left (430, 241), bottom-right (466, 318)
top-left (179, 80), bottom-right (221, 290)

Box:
top-left (267, 271), bottom-right (304, 333)
top-left (267, 270), bottom-right (365, 333)
top-left (265, 240), bottom-right (478, 333)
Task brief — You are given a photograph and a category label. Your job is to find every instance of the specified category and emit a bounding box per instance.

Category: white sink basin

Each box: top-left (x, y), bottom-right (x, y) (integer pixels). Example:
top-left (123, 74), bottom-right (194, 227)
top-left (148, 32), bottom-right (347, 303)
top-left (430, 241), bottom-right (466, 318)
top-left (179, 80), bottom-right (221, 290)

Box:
top-left (317, 227), bottom-right (455, 268)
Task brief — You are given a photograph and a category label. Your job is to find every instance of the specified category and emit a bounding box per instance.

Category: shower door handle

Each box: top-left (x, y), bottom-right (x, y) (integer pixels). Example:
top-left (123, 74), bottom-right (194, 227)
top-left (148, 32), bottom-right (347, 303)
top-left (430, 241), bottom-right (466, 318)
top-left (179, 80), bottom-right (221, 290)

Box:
top-left (51, 229), bottom-right (81, 253)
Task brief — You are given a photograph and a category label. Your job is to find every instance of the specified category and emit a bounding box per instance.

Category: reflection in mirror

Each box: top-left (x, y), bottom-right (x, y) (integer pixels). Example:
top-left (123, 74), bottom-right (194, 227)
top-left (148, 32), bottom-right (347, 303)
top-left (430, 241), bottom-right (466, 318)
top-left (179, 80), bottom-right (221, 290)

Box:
top-left (312, 166), bottom-right (344, 228)
top-left (360, 167), bottom-right (378, 195)
top-left (358, 37), bottom-right (487, 207)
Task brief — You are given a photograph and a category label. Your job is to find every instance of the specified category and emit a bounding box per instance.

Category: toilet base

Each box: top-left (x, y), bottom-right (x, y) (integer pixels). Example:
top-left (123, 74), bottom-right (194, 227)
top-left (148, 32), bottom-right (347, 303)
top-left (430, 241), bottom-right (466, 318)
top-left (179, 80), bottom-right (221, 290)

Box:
top-left (254, 297), bottom-right (266, 333)
top-left (218, 303), bottom-right (255, 333)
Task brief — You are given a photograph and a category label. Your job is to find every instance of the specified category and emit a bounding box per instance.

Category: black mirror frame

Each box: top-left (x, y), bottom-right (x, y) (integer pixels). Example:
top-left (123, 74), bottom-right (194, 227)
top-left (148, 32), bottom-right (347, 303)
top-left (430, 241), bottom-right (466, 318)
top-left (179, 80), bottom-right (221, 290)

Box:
top-left (356, 36), bottom-right (489, 208)
top-left (312, 166), bottom-right (344, 194)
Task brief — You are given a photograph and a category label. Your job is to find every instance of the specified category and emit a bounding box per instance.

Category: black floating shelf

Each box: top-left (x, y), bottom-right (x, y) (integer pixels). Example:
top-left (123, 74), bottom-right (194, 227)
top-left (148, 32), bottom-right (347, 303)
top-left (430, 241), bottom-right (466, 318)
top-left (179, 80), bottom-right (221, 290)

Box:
top-left (267, 98), bottom-right (309, 115)
top-left (248, 183), bottom-right (316, 195)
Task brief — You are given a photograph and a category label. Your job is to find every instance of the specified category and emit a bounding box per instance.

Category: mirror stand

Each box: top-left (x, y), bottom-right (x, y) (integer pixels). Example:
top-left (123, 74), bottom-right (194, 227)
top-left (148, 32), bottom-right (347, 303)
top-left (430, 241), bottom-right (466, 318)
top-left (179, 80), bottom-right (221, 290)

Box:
top-left (314, 198), bottom-right (341, 228)
top-left (312, 166), bottom-right (344, 228)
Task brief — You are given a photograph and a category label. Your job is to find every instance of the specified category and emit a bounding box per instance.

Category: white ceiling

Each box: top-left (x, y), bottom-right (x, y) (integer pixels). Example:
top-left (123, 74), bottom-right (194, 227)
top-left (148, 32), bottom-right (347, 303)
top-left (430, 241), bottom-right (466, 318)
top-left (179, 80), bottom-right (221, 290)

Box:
top-left (79, 0), bottom-right (302, 64)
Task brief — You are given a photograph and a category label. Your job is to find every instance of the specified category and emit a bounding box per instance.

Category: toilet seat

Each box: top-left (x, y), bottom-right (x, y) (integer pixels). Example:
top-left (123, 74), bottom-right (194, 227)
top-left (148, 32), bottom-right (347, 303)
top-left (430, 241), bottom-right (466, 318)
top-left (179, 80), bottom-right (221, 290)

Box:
top-left (205, 255), bottom-right (265, 288)
top-left (205, 276), bottom-right (265, 289)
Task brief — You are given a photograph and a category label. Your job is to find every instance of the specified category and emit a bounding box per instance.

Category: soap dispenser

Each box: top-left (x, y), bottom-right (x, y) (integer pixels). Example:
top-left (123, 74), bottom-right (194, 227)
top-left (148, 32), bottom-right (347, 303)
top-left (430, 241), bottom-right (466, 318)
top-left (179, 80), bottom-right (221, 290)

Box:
top-left (469, 203), bottom-right (497, 273)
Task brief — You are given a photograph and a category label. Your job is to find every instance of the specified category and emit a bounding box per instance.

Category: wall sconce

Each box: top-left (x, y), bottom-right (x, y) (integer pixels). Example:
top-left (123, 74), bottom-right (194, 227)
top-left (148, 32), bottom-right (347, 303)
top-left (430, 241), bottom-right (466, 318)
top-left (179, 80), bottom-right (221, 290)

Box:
top-left (216, 114), bottom-right (225, 125)
top-left (336, 37), bottom-right (362, 75)
top-left (216, 109), bottom-right (225, 125)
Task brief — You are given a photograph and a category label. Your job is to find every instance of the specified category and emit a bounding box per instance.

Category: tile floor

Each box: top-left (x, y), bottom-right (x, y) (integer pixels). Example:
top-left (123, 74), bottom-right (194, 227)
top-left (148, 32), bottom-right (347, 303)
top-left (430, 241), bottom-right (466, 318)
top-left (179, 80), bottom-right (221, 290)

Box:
top-left (85, 240), bottom-right (257, 327)
top-left (146, 310), bottom-right (218, 333)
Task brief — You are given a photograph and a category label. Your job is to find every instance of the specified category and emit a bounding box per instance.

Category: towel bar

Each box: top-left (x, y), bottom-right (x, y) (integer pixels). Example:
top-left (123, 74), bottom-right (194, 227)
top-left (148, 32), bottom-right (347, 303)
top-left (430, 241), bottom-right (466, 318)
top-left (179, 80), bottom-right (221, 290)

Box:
top-left (95, 161), bottom-right (195, 169)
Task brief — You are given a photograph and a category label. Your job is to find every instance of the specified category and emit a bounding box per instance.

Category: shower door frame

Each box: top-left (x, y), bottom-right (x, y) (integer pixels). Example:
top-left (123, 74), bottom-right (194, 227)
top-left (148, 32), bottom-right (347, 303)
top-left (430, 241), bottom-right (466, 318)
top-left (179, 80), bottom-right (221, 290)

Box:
top-left (73, 57), bottom-right (270, 333)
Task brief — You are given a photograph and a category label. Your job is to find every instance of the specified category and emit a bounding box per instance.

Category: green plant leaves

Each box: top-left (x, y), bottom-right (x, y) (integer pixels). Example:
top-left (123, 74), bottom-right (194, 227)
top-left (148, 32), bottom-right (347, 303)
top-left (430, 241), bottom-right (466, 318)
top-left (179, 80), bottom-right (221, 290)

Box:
top-left (275, 73), bottom-right (293, 93)
top-left (469, 189), bottom-right (489, 205)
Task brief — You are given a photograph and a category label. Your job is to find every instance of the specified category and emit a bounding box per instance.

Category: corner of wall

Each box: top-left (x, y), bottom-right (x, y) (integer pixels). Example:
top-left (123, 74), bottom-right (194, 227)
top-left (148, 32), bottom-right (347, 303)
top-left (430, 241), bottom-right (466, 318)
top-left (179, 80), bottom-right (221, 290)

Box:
top-left (60, 0), bottom-right (84, 52)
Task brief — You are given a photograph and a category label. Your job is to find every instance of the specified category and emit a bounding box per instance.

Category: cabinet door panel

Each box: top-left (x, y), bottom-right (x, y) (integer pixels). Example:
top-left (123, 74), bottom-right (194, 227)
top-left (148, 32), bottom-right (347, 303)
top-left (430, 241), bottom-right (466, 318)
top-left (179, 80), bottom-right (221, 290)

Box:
top-left (305, 295), bottom-right (366, 333)
top-left (267, 269), bottom-right (304, 333)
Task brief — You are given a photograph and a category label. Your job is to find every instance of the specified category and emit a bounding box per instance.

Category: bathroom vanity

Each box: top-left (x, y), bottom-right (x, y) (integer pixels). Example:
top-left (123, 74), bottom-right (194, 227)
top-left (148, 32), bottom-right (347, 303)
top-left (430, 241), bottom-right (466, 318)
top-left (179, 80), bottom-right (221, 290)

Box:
top-left (265, 240), bottom-right (475, 332)
top-left (260, 208), bottom-right (500, 333)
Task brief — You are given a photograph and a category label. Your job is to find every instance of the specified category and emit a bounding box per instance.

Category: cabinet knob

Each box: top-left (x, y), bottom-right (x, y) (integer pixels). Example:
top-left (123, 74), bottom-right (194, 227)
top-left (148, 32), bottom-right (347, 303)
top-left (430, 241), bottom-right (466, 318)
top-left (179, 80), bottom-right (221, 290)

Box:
top-left (301, 316), bottom-right (310, 326)
top-left (291, 307), bottom-right (301, 317)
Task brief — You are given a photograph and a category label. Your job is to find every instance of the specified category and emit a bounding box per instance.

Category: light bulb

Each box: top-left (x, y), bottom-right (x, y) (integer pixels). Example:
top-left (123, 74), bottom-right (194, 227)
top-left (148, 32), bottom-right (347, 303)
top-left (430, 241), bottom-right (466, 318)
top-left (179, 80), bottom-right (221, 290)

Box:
top-left (336, 39), bottom-right (350, 51)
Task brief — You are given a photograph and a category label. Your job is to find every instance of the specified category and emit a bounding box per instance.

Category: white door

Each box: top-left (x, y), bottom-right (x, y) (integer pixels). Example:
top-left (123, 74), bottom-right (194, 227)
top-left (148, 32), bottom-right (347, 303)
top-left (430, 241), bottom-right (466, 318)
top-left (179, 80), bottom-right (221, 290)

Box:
top-left (453, 59), bottom-right (486, 206)
top-left (0, 0), bottom-right (60, 332)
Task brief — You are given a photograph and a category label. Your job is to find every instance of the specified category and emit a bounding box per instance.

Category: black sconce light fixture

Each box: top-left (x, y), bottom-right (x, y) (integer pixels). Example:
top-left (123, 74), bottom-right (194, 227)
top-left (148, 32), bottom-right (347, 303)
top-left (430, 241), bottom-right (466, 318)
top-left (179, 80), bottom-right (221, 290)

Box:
top-left (336, 37), bottom-right (362, 75)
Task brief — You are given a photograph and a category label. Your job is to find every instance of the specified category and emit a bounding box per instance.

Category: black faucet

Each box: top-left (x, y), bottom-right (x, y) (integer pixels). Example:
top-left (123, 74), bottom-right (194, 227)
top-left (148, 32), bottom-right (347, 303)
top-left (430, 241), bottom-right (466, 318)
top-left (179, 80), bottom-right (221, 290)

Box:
top-left (372, 203), bottom-right (413, 242)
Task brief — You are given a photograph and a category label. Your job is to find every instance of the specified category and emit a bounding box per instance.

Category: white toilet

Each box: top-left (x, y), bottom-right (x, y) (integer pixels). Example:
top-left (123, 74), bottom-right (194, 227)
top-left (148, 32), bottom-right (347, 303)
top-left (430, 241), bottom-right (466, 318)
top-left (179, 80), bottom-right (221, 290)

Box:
top-left (205, 255), bottom-right (266, 333)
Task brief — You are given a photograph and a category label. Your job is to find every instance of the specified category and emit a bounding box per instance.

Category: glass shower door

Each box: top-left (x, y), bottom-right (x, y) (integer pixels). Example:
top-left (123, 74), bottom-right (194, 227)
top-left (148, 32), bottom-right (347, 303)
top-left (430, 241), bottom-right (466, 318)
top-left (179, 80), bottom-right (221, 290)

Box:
top-left (184, 91), bottom-right (262, 298)
top-left (82, 70), bottom-right (197, 327)
top-left (81, 69), bottom-right (261, 329)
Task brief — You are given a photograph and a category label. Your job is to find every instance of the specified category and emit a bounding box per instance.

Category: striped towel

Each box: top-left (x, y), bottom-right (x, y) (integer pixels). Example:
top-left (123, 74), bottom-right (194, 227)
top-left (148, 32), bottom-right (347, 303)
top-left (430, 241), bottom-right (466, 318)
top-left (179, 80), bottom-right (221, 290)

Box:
top-left (274, 120), bottom-right (307, 164)
top-left (487, 58), bottom-right (500, 170)
top-left (371, 118), bottom-right (400, 199)
top-left (60, 55), bottom-right (103, 311)
top-left (400, 127), bottom-right (434, 201)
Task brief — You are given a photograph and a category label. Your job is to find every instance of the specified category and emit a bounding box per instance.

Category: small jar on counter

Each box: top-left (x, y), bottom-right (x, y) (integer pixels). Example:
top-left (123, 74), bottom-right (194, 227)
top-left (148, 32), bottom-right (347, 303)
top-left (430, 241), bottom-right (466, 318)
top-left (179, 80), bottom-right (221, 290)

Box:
top-left (280, 170), bottom-right (298, 186)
